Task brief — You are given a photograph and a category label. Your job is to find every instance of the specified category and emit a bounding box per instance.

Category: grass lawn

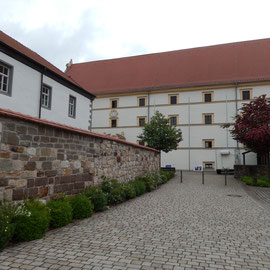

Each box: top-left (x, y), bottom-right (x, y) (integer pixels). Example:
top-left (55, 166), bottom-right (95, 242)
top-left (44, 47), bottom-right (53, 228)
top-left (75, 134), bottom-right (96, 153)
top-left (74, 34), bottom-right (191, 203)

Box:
top-left (241, 176), bottom-right (270, 187)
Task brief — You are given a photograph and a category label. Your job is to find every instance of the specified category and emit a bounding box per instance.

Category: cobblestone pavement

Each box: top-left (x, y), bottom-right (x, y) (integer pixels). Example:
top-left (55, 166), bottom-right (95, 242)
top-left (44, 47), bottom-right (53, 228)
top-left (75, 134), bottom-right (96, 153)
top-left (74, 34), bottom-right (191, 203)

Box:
top-left (1, 172), bottom-right (270, 270)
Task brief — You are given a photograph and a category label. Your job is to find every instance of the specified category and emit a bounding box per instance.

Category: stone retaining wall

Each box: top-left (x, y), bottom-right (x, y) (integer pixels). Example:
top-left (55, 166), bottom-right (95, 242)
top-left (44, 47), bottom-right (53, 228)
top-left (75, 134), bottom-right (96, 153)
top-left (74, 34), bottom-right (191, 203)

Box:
top-left (0, 110), bottom-right (160, 201)
top-left (234, 165), bottom-right (270, 180)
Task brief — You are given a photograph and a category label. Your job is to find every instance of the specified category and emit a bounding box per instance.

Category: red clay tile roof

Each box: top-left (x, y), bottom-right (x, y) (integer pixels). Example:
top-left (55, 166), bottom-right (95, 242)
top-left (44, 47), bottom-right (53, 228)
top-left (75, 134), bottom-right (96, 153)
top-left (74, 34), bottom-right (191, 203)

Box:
top-left (67, 38), bottom-right (270, 95)
top-left (0, 30), bottom-right (94, 98)
top-left (0, 108), bottom-right (159, 153)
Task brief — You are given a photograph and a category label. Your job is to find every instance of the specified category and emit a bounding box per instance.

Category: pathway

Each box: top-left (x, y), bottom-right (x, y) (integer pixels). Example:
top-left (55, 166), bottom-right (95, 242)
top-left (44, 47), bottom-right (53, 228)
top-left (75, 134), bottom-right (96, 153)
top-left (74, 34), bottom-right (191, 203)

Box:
top-left (0, 172), bottom-right (270, 270)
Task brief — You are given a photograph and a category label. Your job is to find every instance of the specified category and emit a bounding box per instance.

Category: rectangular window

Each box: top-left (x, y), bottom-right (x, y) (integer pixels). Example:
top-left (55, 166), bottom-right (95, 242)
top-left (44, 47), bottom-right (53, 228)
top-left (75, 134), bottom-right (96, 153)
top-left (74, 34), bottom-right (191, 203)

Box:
top-left (137, 140), bottom-right (145, 146)
top-left (41, 84), bottom-right (52, 109)
top-left (137, 116), bottom-right (146, 127)
top-left (241, 89), bottom-right (251, 100)
top-left (0, 61), bottom-right (12, 95)
top-left (203, 92), bottom-right (213, 103)
top-left (68, 95), bottom-right (76, 118)
top-left (111, 99), bottom-right (118, 108)
top-left (169, 94), bottom-right (178, 105)
top-left (168, 115), bottom-right (179, 126)
top-left (203, 139), bottom-right (214, 149)
top-left (138, 96), bottom-right (146, 107)
top-left (111, 119), bottom-right (117, 128)
top-left (203, 113), bottom-right (213, 124)
top-left (203, 162), bottom-right (215, 169)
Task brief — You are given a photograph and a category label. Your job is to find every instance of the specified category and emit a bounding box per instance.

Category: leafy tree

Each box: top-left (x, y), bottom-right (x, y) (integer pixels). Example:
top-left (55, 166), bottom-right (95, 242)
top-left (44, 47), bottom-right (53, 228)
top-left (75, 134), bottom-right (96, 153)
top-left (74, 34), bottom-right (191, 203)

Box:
top-left (230, 95), bottom-right (270, 164)
top-left (138, 111), bottom-right (182, 152)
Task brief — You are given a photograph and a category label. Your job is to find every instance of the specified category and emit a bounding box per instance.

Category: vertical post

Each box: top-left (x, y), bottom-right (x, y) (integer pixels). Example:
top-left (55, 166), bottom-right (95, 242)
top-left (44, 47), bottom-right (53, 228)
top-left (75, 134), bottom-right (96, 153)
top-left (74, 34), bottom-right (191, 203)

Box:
top-left (225, 170), bottom-right (227, 186)
top-left (202, 170), bottom-right (204, 185)
top-left (181, 170), bottom-right (183, 183)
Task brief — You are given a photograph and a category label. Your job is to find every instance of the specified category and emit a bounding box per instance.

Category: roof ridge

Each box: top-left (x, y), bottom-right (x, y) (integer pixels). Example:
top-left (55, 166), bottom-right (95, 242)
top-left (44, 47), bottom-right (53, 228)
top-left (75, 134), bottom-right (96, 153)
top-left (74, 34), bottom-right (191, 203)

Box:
top-left (70, 37), bottom-right (270, 66)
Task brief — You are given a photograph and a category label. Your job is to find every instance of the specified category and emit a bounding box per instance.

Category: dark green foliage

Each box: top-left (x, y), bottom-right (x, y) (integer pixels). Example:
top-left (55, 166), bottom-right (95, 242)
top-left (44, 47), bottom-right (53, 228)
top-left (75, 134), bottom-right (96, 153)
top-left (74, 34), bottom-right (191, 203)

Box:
top-left (241, 176), bottom-right (270, 187)
top-left (160, 170), bottom-right (175, 183)
top-left (0, 201), bottom-right (19, 251)
top-left (132, 180), bottom-right (146, 196)
top-left (47, 199), bottom-right (72, 228)
top-left (122, 183), bottom-right (136, 199)
top-left (84, 186), bottom-right (108, 212)
top-left (13, 200), bottom-right (50, 242)
top-left (138, 111), bottom-right (182, 153)
top-left (70, 194), bottom-right (94, 219)
top-left (100, 178), bottom-right (125, 205)
top-left (137, 173), bottom-right (157, 192)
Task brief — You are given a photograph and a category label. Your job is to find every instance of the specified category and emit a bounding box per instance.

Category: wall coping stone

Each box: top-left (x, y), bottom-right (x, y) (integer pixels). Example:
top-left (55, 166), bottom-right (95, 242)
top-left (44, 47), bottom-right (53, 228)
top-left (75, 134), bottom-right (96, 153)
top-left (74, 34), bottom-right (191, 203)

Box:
top-left (0, 108), bottom-right (159, 153)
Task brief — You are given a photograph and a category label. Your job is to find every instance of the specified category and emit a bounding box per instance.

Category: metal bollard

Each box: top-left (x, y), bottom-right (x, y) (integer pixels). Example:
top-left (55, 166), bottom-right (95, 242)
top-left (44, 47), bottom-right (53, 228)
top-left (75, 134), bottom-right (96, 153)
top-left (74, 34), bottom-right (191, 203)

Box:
top-left (225, 170), bottom-right (227, 186)
top-left (181, 170), bottom-right (183, 183)
top-left (202, 170), bottom-right (204, 185)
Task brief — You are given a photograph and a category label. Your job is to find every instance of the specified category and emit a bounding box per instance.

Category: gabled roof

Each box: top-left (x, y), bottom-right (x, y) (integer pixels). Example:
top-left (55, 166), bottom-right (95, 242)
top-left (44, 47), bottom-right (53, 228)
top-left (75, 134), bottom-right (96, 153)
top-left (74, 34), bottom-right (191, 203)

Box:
top-left (0, 30), bottom-right (95, 99)
top-left (66, 38), bottom-right (270, 95)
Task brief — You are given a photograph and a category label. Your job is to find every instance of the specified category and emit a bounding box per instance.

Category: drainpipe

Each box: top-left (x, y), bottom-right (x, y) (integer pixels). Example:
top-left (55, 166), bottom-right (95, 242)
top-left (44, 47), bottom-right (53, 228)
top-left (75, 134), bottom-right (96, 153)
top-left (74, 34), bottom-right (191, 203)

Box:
top-left (147, 91), bottom-right (150, 124)
top-left (38, 69), bottom-right (45, 118)
top-left (234, 83), bottom-right (239, 149)
top-left (188, 97), bottom-right (191, 171)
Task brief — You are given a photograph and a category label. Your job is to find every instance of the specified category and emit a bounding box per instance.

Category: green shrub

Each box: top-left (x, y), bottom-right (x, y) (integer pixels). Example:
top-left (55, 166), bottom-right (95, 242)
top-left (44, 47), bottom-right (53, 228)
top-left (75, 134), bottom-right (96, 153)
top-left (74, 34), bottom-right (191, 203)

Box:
top-left (122, 183), bottom-right (136, 199)
top-left (241, 176), bottom-right (270, 187)
top-left (0, 201), bottom-right (21, 251)
top-left (13, 200), bottom-right (50, 242)
top-left (70, 194), bottom-right (94, 219)
top-left (84, 187), bottom-right (108, 212)
top-left (47, 199), bottom-right (72, 228)
top-left (100, 178), bottom-right (125, 205)
top-left (132, 180), bottom-right (146, 196)
top-left (137, 173), bottom-right (158, 192)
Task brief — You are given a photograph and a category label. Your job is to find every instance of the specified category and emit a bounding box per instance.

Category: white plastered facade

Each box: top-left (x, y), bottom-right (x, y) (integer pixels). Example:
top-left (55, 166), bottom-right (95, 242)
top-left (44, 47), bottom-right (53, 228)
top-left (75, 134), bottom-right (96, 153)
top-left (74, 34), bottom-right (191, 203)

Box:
top-left (92, 85), bottom-right (269, 170)
top-left (0, 51), bottom-right (92, 130)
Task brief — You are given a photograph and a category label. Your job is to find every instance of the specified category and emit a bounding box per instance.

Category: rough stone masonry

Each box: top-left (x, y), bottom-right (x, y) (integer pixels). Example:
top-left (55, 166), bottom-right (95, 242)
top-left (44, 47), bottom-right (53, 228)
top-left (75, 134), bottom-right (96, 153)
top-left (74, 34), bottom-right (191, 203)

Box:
top-left (0, 111), bottom-right (160, 201)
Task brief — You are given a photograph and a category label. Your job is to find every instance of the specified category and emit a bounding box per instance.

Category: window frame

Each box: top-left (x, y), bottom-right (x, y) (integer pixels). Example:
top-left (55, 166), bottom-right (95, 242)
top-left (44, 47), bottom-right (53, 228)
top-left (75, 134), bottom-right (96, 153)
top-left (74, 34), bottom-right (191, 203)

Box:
top-left (110, 118), bottom-right (118, 128)
top-left (0, 60), bottom-right (13, 96)
top-left (202, 113), bottom-right (214, 125)
top-left (240, 89), bottom-right (252, 101)
top-left (202, 92), bottom-right (213, 103)
top-left (111, 99), bottom-right (118, 108)
top-left (137, 140), bottom-right (145, 146)
top-left (168, 115), bottom-right (179, 126)
top-left (203, 162), bottom-right (215, 169)
top-left (41, 84), bottom-right (52, 110)
top-left (203, 139), bottom-right (214, 149)
top-left (137, 116), bottom-right (147, 127)
top-left (68, 95), bottom-right (77, 118)
top-left (168, 94), bottom-right (178, 105)
top-left (137, 96), bottom-right (147, 107)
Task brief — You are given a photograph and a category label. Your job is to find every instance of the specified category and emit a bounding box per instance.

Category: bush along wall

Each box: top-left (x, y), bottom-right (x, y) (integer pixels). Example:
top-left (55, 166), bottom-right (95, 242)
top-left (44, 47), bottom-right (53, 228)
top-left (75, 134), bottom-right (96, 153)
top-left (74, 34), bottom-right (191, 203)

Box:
top-left (0, 170), bottom-right (175, 251)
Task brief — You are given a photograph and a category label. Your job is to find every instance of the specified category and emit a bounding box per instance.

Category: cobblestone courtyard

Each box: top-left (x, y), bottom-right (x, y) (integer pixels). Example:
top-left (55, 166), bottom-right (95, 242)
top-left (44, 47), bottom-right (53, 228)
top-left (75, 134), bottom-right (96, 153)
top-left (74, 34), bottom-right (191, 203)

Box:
top-left (0, 172), bottom-right (270, 270)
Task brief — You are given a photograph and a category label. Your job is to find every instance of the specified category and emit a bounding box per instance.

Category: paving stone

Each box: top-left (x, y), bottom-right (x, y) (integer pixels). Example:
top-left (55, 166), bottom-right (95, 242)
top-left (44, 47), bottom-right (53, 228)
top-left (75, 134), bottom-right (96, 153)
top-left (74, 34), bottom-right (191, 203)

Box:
top-left (0, 172), bottom-right (269, 269)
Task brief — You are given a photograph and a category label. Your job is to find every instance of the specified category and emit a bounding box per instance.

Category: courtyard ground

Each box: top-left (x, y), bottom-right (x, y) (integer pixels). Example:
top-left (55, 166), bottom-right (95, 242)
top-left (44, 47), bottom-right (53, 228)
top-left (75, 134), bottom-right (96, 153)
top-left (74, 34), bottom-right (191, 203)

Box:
top-left (0, 171), bottom-right (270, 270)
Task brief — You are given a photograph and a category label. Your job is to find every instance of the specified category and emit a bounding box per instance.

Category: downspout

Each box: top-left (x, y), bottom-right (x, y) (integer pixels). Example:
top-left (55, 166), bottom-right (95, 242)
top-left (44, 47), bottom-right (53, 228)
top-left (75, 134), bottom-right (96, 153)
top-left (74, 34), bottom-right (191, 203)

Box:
top-left (38, 69), bottom-right (45, 118)
top-left (188, 97), bottom-right (191, 171)
top-left (234, 83), bottom-right (239, 149)
top-left (89, 98), bottom-right (94, 131)
top-left (147, 91), bottom-right (150, 123)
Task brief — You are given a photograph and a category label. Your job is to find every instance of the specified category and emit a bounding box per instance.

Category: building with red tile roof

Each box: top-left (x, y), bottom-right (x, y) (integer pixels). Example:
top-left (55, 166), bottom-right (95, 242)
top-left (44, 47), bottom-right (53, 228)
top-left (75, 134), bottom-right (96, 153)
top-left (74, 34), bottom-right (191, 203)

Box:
top-left (66, 38), bottom-right (270, 170)
top-left (0, 30), bottom-right (95, 131)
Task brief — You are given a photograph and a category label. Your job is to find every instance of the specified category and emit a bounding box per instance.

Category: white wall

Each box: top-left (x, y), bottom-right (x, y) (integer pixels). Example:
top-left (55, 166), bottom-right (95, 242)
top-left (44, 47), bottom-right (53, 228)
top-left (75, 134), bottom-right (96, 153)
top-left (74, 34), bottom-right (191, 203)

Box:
top-left (92, 85), bottom-right (269, 170)
top-left (0, 52), bottom-right (91, 130)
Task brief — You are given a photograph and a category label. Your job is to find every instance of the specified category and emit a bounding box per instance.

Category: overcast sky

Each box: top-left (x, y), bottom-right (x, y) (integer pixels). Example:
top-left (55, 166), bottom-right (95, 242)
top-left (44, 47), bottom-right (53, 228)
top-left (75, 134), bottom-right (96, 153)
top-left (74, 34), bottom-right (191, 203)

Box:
top-left (1, 0), bottom-right (270, 71)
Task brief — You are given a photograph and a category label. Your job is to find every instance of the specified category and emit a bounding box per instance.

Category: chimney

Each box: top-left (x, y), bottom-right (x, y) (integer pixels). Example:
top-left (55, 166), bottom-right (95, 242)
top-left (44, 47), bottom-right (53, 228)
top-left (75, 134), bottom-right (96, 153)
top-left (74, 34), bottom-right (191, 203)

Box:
top-left (65, 59), bottom-right (73, 72)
